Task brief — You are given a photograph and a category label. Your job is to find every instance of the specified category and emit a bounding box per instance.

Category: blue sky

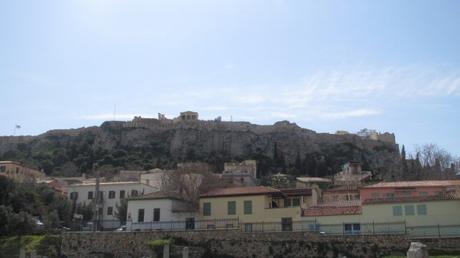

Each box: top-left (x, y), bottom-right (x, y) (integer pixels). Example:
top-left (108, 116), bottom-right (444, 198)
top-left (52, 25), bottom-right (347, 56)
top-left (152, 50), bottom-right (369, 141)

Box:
top-left (1, 0), bottom-right (459, 156)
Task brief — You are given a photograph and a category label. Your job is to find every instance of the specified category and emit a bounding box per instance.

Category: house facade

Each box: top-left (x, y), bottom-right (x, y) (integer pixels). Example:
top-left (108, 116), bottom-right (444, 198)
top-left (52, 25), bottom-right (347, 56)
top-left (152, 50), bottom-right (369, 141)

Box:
top-left (0, 161), bottom-right (46, 183)
top-left (301, 180), bottom-right (460, 234)
top-left (127, 191), bottom-right (196, 231)
top-left (199, 186), bottom-right (313, 231)
top-left (67, 181), bottom-right (157, 227)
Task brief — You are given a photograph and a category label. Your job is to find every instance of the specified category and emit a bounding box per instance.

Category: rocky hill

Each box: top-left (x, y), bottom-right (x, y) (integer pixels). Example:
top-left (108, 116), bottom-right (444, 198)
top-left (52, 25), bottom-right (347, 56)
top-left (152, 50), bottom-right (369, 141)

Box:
top-left (0, 118), bottom-right (401, 179)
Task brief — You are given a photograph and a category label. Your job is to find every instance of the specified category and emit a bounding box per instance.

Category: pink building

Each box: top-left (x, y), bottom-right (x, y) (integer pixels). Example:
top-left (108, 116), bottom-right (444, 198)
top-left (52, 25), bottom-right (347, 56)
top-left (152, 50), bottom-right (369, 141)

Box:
top-left (360, 180), bottom-right (460, 204)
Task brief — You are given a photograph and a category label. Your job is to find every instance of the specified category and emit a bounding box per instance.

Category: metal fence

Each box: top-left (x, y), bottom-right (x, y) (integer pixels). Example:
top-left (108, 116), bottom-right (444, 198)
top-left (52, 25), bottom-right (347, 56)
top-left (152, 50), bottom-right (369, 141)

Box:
top-left (68, 220), bottom-right (122, 231)
top-left (130, 219), bottom-right (239, 232)
top-left (68, 219), bottom-right (460, 238)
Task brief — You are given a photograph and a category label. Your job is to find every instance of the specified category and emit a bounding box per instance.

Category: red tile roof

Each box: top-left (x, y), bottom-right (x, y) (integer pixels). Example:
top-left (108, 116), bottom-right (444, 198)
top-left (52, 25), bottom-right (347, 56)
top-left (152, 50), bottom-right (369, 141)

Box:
top-left (324, 185), bottom-right (360, 193)
top-left (363, 194), bottom-right (460, 204)
top-left (302, 205), bottom-right (362, 217)
top-left (200, 186), bottom-right (280, 198)
top-left (363, 180), bottom-right (460, 189)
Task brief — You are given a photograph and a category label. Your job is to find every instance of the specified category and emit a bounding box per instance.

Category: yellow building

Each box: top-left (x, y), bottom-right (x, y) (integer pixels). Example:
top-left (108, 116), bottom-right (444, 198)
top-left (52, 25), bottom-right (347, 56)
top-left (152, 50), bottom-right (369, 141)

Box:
top-left (301, 180), bottom-right (460, 235)
top-left (0, 161), bottom-right (46, 183)
top-left (199, 186), bottom-right (313, 231)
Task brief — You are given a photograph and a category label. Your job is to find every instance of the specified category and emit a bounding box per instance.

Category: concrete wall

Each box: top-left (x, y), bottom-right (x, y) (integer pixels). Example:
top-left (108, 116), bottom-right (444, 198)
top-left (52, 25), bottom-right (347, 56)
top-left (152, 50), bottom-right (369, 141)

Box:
top-left (362, 200), bottom-right (460, 226)
top-left (61, 231), bottom-right (460, 258)
top-left (128, 199), bottom-right (195, 222)
top-left (301, 200), bottom-right (460, 230)
top-left (199, 195), bottom-right (303, 223)
top-left (0, 161), bottom-right (45, 183)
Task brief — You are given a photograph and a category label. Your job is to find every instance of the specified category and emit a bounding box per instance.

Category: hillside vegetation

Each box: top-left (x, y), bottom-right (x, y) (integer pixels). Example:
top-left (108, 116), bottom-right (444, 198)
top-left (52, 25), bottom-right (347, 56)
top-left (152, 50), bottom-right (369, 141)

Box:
top-left (0, 120), bottom-right (401, 179)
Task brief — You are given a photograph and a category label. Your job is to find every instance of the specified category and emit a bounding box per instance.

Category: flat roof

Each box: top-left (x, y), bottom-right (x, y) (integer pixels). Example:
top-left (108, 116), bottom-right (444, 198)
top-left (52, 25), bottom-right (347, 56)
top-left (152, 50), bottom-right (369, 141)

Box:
top-left (200, 186), bottom-right (280, 198)
top-left (69, 181), bottom-right (149, 187)
top-left (129, 191), bottom-right (185, 201)
top-left (296, 177), bottom-right (332, 183)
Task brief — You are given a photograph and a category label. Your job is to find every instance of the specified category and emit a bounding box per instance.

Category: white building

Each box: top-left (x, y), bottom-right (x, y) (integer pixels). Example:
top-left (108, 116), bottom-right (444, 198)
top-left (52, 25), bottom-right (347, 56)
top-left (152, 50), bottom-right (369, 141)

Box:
top-left (67, 182), bottom-right (157, 228)
top-left (140, 168), bottom-right (167, 189)
top-left (127, 191), bottom-right (197, 231)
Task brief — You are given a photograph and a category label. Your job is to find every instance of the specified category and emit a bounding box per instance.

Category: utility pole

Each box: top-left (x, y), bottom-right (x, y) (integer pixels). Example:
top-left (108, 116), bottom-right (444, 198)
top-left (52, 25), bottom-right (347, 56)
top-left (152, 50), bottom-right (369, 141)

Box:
top-left (93, 164), bottom-right (101, 231)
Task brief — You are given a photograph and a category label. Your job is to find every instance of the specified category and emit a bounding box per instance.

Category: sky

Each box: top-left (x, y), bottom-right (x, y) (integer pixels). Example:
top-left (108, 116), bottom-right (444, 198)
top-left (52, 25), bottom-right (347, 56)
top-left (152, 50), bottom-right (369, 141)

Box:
top-left (1, 0), bottom-right (459, 156)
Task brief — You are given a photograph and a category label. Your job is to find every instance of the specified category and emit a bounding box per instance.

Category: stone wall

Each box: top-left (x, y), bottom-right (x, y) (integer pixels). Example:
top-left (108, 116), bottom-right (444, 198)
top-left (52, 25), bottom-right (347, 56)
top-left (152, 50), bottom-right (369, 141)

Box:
top-left (61, 230), bottom-right (460, 258)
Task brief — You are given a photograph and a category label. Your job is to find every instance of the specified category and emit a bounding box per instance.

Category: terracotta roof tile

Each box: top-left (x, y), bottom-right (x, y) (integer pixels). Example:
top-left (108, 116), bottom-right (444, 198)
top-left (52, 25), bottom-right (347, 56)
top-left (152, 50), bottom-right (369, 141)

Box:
top-left (200, 186), bottom-right (280, 198)
top-left (302, 205), bottom-right (362, 217)
top-left (363, 194), bottom-right (460, 204)
top-left (363, 180), bottom-right (460, 189)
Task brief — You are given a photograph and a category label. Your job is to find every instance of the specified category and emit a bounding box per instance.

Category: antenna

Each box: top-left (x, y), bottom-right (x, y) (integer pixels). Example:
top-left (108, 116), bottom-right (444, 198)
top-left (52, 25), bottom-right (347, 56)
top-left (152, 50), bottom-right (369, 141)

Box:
top-left (113, 104), bottom-right (117, 121)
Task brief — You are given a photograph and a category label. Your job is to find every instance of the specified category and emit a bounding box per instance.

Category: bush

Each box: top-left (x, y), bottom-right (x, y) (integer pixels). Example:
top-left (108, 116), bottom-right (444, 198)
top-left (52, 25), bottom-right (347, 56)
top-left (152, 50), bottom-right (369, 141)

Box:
top-left (148, 238), bottom-right (174, 257)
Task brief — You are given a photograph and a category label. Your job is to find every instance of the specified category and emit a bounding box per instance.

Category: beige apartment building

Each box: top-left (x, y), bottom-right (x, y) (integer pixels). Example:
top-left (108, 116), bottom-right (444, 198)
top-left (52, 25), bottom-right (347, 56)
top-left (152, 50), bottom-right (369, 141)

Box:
top-left (0, 161), bottom-right (46, 183)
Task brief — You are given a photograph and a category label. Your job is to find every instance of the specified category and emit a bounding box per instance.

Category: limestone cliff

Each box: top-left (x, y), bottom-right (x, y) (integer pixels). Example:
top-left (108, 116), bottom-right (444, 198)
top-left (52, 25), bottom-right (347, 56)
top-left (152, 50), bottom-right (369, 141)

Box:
top-left (0, 119), bottom-right (401, 179)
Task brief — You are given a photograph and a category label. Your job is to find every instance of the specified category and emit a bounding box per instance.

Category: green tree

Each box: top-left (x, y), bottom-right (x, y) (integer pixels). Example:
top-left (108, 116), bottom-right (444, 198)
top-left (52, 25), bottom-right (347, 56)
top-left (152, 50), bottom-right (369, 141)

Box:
top-left (114, 199), bottom-right (128, 224)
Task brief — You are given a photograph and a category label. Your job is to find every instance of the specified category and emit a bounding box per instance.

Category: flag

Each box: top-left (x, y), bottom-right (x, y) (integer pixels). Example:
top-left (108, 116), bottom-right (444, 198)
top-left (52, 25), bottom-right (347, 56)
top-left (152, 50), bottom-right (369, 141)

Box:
top-left (15, 125), bottom-right (21, 129)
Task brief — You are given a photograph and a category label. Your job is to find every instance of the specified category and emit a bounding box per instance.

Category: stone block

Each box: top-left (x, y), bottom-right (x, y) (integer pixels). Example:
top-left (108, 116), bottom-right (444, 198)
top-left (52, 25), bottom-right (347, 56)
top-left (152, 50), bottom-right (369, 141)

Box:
top-left (407, 242), bottom-right (428, 258)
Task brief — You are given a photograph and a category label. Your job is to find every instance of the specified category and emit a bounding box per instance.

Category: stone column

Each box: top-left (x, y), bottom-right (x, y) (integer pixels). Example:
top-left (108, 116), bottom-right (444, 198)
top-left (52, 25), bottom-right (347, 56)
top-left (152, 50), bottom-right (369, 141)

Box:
top-left (163, 244), bottom-right (170, 258)
top-left (19, 249), bottom-right (25, 258)
top-left (407, 242), bottom-right (428, 258)
top-left (182, 247), bottom-right (189, 258)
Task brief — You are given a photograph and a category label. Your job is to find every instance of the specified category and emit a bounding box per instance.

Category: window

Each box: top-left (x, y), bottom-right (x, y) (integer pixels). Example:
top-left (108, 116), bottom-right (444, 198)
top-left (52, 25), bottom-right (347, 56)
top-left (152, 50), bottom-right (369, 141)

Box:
top-left (207, 224), bottom-right (216, 229)
top-left (107, 207), bottom-right (113, 215)
top-left (344, 223), bottom-right (361, 234)
top-left (405, 205), bottom-right (415, 216)
top-left (244, 223), bottom-right (253, 232)
top-left (0, 166), bottom-right (5, 172)
top-left (419, 192), bottom-right (428, 196)
top-left (292, 198), bottom-right (300, 207)
top-left (70, 192), bottom-right (78, 201)
top-left (417, 204), bottom-right (427, 215)
top-left (109, 191), bottom-right (116, 199)
top-left (203, 202), bottom-right (211, 216)
top-left (227, 201), bottom-right (236, 215)
top-left (185, 218), bottom-right (195, 230)
top-left (392, 206), bottom-right (402, 216)
top-left (98, 207), bottom-right (103, 216)
top-left (131, 190), bottom-right (139, 197)
top-left (284, 198), bottom-right (292, 207)
top-left (244, 200), bottom-right (252, 215)
top-left (119, 190), bottom-right (126, 199)
top-left (282, 217), bottom-right (293, 231)
top-left (398, 191), bottom-right (412, 197)
top-left (153, 208), bottom-right (160, 221)
top-left (385, 192), bottom-right (395, 198)
top-left (226, 224), bottom-right (234, 229)
top-left (371, 193), bottom-right (380, 198)
top-left (138, 209), bottom-right (145, 222)
top-left (88, 191), bottom-right (94, 200)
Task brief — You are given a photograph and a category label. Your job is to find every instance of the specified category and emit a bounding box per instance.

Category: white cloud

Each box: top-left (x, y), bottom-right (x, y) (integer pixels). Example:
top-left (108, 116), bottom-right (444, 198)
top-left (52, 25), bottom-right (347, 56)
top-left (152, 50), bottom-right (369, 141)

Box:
top-left (81, 64), bottom-right (460, 123)
top-left (320, 109), bottom-right (381, 120)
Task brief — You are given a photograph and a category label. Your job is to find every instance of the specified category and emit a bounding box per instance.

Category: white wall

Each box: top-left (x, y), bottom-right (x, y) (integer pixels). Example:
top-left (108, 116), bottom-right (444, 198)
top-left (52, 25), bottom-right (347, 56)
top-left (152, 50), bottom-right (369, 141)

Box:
top-left (67, 182), bottom-right (157, 221)
top-left (127, 198), bottom-right (197, 231)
